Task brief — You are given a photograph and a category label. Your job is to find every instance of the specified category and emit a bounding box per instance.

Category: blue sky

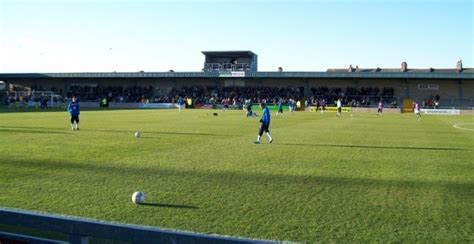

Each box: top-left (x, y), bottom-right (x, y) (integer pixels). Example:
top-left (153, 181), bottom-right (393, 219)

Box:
top-left (0, 0), bottom-right (472, 72)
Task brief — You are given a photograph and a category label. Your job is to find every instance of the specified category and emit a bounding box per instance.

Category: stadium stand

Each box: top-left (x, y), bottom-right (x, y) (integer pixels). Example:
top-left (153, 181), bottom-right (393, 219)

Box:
top-left (0, 54), bottom-right (473, 109)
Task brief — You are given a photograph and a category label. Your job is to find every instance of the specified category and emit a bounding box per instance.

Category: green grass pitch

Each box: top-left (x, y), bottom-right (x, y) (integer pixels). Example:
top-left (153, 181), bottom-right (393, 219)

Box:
top-left (0, 108), bottom-right (473, 242)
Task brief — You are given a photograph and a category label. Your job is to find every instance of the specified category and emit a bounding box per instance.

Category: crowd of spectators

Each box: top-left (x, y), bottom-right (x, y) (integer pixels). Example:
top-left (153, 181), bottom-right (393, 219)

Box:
top-left (5, 85), bottom-right (400, 108)
top-left (309, 86), bottom-right (395, 107)
top-left (64, 85), bottom-right (399, 108)
top-left (164, 86), bottom-right (305, 106)
top-left (421, 95), bottom-right (441, 109)
top-left (67, 85), bottom-right (154, 103)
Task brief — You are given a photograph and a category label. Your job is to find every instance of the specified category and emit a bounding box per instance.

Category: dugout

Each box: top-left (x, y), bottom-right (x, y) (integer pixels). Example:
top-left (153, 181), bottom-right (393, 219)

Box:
top-left (0, 81), bottom-right (6, 104)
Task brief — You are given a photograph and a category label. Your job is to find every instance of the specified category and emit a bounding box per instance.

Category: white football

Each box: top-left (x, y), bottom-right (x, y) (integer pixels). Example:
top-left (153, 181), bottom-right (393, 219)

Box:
top-left (132, 191), bottom-right (145, 204)
top-left (134, 131), bottom-right (141, 138)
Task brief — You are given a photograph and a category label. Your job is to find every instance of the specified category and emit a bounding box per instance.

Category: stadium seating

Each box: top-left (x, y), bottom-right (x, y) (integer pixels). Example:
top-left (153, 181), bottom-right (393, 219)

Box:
top-left (61, 85), bottom-right (398, 108)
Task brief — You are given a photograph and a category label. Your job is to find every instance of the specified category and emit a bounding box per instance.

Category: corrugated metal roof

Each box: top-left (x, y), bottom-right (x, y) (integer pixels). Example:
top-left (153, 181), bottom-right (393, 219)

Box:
top-left (0, 71), bottom-right (473, 79)
top-left (201, 51), bottom-right (256, 57)
top-left (327, 68), bottom-right (474, 73)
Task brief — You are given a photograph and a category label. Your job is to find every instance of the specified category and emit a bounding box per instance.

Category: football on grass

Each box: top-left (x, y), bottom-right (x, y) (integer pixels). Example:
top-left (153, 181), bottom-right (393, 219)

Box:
top-left (134, 131), bottom-right (141, 138)
top-left (132, 191), bottom-right (145, 204)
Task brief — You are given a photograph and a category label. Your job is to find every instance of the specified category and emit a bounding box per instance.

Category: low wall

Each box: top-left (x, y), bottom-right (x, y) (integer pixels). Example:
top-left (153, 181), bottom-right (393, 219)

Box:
top-left (80, 102), bottom-right (176, 109)
top-left (109, 102), bottom-right (138, 109)
top-left (420, 109), bottom-right (461, 115)
top-left (80, 102), bottom-right (100, 108)
top-left (77, 103), bottom-right (474, 115)
top-left (348, 108), bottom-right (401, 114)
top-left (0, 207), bottom-right (268, 244)
top-left (138, 103), bottom-right (176, 109)
top-left (460, 109), bottom-right (474, 115)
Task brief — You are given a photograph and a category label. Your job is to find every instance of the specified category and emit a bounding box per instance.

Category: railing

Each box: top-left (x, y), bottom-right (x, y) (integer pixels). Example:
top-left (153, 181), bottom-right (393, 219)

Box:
top-left (437, 98), bottom-right (474, 109)
top-left (204, 63), bottom-right (250, 72)
top-left (0, 208), bottom-right (273, 244)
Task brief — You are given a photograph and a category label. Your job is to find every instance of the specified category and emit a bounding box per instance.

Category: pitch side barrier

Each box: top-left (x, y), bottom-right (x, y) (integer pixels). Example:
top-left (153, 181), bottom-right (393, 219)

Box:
top-left (0, 208), bottom-right (275, 244)
top-left (420, 109), bottom-right (461, 115)
top-left (78, 102), bottom-right (178, 109)
top-left (308, 106), bottom-right (352, 113)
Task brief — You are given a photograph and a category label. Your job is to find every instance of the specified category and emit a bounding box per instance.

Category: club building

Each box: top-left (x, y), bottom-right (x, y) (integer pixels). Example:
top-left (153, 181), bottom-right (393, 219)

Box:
top-left (0, 51), bottom-right (473, 110)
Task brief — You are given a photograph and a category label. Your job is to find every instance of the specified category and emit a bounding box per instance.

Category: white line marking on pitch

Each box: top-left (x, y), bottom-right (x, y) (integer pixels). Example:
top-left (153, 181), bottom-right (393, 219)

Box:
top-left (453, 124), bottom-right (474, 131)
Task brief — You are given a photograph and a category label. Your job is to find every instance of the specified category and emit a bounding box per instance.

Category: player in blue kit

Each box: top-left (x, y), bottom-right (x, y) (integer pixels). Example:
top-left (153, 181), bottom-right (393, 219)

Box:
top-left (276, 98), bottom-right (284, 117)
top-left (68, 96), bottom-right (80, 130)
top-left (177, 97), bottom-right (185, 112)
top-left (254, 102), bottom-right (273, 144)
top-left (246, 102), bottom-right (253, 117)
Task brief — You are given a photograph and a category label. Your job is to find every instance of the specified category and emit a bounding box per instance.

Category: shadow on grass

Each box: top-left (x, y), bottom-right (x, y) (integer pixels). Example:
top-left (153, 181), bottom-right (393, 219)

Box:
top-left (275, 142), bottom-right (467, 151)
top-left (0, 126), bottom-right (230, 137)
top-left (3, 157), bottom-right (472, 242)
top-left (4, 158), bottom-right (473, 195)
top-left (138, 136), bottom-right (158, 140)
top-left (139, 202), bottom-right (198, 209)
top-left (0, 128), bottom-right (72, 135)
top-left (125, 130), bottom-right (228, 137)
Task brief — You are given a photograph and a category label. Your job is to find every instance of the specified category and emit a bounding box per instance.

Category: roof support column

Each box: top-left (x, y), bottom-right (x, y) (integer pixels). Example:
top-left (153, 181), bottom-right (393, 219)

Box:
top-left (304, 79), bottom-right (311, 96)
top-left (404, 79), bottom-right (410, 98)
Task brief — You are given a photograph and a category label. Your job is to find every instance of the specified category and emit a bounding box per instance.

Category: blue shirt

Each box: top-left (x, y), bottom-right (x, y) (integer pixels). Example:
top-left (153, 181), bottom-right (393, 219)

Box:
top-left (68, 101), bottom-right (80, 116)
top-left (260, 107), bottom-right (270, 124)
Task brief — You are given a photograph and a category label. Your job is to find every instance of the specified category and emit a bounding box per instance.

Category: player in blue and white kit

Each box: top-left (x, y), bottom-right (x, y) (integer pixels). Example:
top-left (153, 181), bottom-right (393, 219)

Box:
top-left (289, 99), bottom-right (295, 113)
top-left (68, 96), bottom-right (80, 130)
top-left (254, 102), bottom-right (273, 144)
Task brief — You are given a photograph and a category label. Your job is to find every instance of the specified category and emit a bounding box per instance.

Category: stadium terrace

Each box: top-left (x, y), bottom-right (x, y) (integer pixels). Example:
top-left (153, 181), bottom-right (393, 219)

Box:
top-left (0, 51), bottom-right (473, 110)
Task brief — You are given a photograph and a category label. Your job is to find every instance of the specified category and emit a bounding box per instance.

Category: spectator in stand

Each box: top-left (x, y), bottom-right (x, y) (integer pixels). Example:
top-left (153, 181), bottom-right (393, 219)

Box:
top-left (391, 100), bottom-right (397, 108)
top-left (40, 97), bottom-right (48, 109)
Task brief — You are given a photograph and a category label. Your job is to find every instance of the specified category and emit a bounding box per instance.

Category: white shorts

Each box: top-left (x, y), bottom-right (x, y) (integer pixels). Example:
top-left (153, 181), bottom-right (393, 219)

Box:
top-left (414, 109), bottom-right (420, 114)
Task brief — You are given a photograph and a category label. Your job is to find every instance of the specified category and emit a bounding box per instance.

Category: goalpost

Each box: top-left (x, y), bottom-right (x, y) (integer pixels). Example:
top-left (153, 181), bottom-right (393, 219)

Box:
top-left (12, 91), bottom-right (65, 108)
